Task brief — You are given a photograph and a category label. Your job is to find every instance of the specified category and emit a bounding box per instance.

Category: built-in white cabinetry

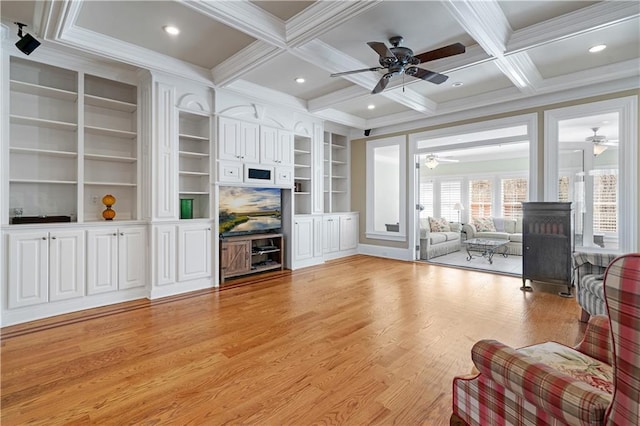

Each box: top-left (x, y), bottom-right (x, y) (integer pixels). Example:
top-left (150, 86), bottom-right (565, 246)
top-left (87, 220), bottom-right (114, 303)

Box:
top-left (177, 223), bottom-right (212, 282)
top-left (260, 126), bottom-right (293, 166)
top-left (294, 135), bottom-right (312, 215)
top-left (178, 111), bottom-right (211, 219)
top-left (323, 212), bottom-right (359, 259)
top-left (292, 215), bottom-right (324, 268)
top-left (324, 132), bottom-right (350, 213)
top-left (7, 57), bottom-right (139, 223)
top-left (8, 229), bottom-right (85, 308)
top-left (218, 117), bottom-right (259, 163)
top-left (86, 226), bottom-right (146, 294)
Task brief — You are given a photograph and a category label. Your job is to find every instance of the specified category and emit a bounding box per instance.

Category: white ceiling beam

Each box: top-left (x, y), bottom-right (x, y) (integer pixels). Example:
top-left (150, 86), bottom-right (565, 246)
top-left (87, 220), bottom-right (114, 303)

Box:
top-left (178, 0), bottom-right (287, 49)
top-left (311, 108), bottom-right (368, 130)
top-left (308, 85), bottom-right (369, 113)
top-left (212, 41), bottom-right (282, 87)
top-left (441, 0), bottom-right (540, 94)
top-left (286, 0), bottom-right (382, 47)
top-left (507, 1), bottom-right (640, 53)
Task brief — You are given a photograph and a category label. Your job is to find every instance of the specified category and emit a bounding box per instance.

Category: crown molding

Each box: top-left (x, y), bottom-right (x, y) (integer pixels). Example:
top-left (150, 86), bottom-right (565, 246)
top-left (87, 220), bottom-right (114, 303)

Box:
top-left (225, 80), bottom-right (307, 112)
top-left (507, 1), bottom-right (640, 53)
top-left (212, 41), bottom-right (282, 87)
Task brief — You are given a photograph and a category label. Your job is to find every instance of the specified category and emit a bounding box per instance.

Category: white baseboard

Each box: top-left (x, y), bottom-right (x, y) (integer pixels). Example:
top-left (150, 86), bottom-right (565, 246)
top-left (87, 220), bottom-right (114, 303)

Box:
top-left (358, 244), bottom-right (413, 261)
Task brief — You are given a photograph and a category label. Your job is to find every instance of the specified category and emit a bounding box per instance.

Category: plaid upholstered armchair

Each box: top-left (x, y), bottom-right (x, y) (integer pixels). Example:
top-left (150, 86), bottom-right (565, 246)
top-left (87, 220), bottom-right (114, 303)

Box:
top-left (572, 252), bottom-right (618, 322)
top-left (451, 253), bottom-right (640, 426)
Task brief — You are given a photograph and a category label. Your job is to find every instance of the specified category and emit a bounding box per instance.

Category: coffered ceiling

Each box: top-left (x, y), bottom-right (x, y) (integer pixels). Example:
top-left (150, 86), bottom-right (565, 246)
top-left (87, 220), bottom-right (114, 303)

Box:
top-left (1, 0), bottom-right (638, 133)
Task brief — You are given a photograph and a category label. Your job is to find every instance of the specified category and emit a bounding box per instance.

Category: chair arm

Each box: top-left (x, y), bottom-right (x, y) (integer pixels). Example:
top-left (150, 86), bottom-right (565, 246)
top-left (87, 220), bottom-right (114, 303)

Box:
top-left (574, 315), bottom-right (612, 365)
top-left (420, 226), bottom-right (430, 240)
top-left (472, 339), bottom-right (611, 425)
top-left (462, 223), bottom-right (476, 238)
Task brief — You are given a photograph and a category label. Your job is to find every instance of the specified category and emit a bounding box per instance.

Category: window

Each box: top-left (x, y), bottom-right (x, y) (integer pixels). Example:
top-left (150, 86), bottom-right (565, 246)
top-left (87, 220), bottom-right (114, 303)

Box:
top-left (558, 176), bottom-right (570, 202)
top-left (469, 179), bottom-right (492, 218)
top-left (502, 178), bottom-right (527, 218)
top-left (440, 180), bottom-right (461, 222)
top-left (593, 171), bottom-right (617, 234)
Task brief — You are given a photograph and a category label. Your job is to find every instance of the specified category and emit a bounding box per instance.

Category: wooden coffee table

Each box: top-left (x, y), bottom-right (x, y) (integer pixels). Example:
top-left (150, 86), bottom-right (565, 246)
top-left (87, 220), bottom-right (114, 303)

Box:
top-left (462, 238), bottom-right (509, 264)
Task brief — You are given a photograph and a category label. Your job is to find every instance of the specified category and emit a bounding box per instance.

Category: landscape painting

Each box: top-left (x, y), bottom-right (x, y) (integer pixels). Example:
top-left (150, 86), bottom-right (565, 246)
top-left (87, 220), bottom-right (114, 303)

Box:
top-left (219, 186), bottom-right (282, 235)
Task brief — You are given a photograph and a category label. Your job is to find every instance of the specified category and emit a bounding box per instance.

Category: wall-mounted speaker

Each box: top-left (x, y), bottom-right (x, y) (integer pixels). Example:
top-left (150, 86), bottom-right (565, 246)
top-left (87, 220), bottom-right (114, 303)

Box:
top-left (364, 129), bottom-right (371, 137)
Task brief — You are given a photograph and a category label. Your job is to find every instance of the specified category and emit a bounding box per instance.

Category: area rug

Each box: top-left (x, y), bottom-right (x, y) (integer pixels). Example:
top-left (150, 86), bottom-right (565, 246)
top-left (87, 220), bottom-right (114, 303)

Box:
top-left (425, 250), bottom-right (522, 276)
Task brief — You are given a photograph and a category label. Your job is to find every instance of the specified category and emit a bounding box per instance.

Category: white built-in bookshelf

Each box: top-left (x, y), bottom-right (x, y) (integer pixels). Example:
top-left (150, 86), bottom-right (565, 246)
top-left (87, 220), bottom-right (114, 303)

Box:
top-left (323, 132), bottom-right (349, 213)
top-left (178, 110), bottom-right (211, 219)
top-left (294, 135), bottom-right (312, 215)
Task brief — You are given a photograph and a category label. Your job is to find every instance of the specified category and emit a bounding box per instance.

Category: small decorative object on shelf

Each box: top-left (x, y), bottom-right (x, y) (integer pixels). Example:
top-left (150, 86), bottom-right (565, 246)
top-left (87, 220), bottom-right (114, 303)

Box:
top-left (102, 194), bottom-right (116, 221)
top-left (180, 198), bottom-right (193, 219)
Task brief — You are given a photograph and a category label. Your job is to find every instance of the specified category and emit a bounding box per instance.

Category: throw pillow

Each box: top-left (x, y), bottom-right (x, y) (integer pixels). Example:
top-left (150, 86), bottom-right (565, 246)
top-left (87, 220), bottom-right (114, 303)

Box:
top-left (473, 217), bottom-right (497, 232)
top-left (428, 217), bottom-right (451, 232)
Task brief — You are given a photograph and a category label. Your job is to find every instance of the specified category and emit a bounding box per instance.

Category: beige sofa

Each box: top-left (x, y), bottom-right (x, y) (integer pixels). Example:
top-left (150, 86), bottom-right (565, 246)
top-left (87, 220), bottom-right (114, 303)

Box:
top-left (462, 217), bottom-right (523, 255)
top-left (420, 218), bottom-right (462, 260)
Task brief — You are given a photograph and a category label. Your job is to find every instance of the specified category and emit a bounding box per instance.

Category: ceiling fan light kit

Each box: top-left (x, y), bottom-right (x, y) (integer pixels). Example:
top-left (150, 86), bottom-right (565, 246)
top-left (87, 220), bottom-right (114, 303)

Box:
top-left (330, 36), bottom-right (466, 94)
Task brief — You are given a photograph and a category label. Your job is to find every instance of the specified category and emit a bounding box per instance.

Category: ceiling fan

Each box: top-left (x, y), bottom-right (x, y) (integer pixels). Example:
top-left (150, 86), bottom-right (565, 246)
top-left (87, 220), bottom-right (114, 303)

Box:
top-left (330, 36), bottom-right (466, 94)
top-left (425, 154), bottom-right (459, 169)
top-left (586, 127), bottom-right (618, 156)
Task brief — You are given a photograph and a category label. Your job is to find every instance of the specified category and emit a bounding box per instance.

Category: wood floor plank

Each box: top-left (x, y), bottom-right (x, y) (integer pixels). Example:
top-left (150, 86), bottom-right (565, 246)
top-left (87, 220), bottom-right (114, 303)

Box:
top-left (1, 255), bottom-right (583, 425)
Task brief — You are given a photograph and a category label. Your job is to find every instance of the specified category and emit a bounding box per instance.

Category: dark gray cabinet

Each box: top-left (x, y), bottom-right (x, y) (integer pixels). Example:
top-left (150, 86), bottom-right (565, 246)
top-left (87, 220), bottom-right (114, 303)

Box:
top-left (522, 202), bottom-right (572, 295)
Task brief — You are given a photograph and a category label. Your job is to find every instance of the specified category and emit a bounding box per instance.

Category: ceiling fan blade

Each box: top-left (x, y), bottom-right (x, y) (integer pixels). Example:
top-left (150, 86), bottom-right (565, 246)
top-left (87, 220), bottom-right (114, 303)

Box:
top-left (330, 67), bottom-right (383, 77)
top-left (414, 42), bottom-right (466, 64)
top-left (409, 67), bottom-right (449, 85)
top-left (367, 41), bottom-right (395, 59)
top-left (372, 73), bottom-right (393, 94)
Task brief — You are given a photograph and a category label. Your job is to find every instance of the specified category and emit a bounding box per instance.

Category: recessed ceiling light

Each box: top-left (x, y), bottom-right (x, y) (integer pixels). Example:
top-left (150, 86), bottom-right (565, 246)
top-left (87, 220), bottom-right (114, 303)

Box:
top-left (589, 44), bottom-right (606, 53)
top-left (452, 82), bottom-right (464, 87)
top-left (163, 25), bottom-right (180, 35)
top-left (295, 77), bottom-right (305, 84)
top-left (367, 104), bottom-right (375, 110)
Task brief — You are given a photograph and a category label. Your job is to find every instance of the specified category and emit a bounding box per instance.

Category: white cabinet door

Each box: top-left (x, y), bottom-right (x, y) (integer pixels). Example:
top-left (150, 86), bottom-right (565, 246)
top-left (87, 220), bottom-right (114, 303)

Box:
top-left (313, 216), bottom-right (323, 257)
top-left (178, 224), bottom-right (212, 281)
top-left (218, 117), bottom-right (241, 161)
top-left (8, 232), bottom-right (49, 308)
top-left (154, 225), bottom-right (176, 286)
top-left (87, 229), bottom-right (119, 295)
top-left (323, 215), bottom-right (340, 253)
top-left (118, 227), bottom-right (146, 290)
top-left (241, 121), bottom-right (260, 163)
top-left (260, 126), bottom-right (279, 165)
top-left (49, 230), bottom-right (85, 301)
top-left (278, 130), bottom-right (293, 166)
top-left (339, 214), bottom-right (358, 251)
top-left (294, 217), bottom-right (314, 261)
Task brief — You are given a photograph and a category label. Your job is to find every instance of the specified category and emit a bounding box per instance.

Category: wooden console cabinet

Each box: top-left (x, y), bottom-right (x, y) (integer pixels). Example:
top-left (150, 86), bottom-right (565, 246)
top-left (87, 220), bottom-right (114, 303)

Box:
top-left (219, 233), bottom-right (283, 283)
top-left (522, 202), bottom-right (572, 295)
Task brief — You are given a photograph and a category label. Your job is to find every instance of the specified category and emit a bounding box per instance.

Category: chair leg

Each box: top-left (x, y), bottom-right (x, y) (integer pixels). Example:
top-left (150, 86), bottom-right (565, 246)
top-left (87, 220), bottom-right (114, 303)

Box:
top-left (580, 308), bottom-right (590, 323)
top-left (450, 413), bottom-right (467, 425)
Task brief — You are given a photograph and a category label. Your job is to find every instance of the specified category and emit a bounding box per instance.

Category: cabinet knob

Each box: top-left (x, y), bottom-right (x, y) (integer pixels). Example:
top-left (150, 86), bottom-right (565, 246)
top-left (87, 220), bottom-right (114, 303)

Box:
top-left (51, 236), bottom-right (57, 240)
top-left (207, 228), bottom-right (211, 231)
top-left (120, 232), bottom-right (124, 236)
top-left (113, 233), bottom-right (117, 236)
top-left (42, 237), bottom-right (47, 240)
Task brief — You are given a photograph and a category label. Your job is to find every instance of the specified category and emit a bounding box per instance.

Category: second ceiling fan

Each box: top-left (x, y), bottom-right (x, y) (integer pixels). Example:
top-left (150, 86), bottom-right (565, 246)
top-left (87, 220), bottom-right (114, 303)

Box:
top-left (331, 36), bottom-right (466, 94)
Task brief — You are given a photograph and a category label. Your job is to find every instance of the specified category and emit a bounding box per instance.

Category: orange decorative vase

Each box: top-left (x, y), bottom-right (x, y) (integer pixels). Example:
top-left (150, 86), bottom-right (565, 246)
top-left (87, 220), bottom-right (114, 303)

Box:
top-left (102, 194), bottom-right (116, 221)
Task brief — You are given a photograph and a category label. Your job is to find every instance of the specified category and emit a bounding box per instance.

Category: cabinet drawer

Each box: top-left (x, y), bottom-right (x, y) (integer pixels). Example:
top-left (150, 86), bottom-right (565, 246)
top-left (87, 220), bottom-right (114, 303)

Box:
top-left (275, 167), bottom-right (293, 186)
top-left (218, 161), bottom-right (242, 183)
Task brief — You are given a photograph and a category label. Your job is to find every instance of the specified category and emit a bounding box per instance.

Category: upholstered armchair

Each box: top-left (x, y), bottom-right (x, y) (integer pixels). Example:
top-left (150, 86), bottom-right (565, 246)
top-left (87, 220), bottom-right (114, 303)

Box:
top-left (451, 253), bottom-right (640, 426)
top-left (572, 252), bottom-right (618, 322)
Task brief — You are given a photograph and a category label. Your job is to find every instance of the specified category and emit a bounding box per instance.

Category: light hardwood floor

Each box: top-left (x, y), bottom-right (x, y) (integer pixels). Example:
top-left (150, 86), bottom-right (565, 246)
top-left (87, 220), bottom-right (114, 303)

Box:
top-left (1, 255), bottom-right (584, 425)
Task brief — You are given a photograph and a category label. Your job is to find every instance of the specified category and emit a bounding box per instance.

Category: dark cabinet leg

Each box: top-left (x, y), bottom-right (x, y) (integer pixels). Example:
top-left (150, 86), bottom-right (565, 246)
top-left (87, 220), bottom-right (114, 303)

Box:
top-left (520, 277), bottom-right (533, 292)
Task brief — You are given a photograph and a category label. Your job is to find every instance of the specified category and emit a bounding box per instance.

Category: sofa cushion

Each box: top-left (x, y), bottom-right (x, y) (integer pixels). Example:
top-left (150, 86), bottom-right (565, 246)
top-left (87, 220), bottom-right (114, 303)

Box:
top-left (429, 217), bottom-right (451, 232)
top-left (443, 231), bottom-right (461, 242)
top-left (429, 233), bottom-right (447, 244)
top-left (476, 231), bottom-right (509, 240)
top-left (509, 233), bottom-right (523, 243)
top-left (473, 217), bottom-right (496, 232)
top-left (582, 274), bottom-right (605, 299)
top-left (503, 219), bottom-right (517, 234)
